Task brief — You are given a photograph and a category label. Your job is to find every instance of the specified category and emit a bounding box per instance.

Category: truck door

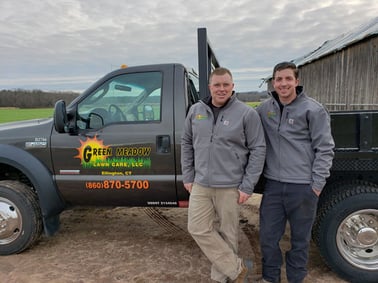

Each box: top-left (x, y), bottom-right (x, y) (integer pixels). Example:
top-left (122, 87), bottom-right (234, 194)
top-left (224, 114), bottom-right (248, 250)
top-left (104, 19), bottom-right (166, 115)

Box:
top-left (50, 65), bottom-right (178, 206)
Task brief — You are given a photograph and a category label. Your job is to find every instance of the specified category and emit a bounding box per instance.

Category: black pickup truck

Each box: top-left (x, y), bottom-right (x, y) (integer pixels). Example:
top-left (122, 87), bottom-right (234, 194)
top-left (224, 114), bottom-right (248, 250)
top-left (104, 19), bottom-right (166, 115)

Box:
top-left (0, 28), bottom-right (377, 283)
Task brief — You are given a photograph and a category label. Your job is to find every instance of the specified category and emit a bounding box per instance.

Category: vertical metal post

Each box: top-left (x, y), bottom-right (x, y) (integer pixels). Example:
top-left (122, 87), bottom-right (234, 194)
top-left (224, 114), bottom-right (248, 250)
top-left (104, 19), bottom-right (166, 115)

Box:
top-left (197, 28), bottom-right (220, 100)
top-left (197, 28), bottom-right (209, 100)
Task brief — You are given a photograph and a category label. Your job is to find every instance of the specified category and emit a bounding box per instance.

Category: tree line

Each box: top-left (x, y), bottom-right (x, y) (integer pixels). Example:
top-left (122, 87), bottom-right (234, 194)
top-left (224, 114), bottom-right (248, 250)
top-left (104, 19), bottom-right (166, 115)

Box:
top-left (0, 89), bottom-right (268, 109)
top-left (0, 89), bottom-right (79, 108)
top-left (236, 91), bottom-right (268, 102)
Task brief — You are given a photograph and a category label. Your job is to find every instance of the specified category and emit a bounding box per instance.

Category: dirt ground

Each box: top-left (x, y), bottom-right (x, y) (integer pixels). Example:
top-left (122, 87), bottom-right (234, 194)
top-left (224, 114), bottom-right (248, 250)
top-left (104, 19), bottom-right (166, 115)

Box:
top-left (0, 195), bottom-right (347, 283)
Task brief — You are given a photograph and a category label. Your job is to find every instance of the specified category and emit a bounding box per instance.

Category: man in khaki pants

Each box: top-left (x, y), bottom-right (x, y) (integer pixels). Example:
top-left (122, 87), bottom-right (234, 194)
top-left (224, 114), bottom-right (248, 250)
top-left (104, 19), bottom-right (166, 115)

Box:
top-left (181, 67), bottom-right (266, 282)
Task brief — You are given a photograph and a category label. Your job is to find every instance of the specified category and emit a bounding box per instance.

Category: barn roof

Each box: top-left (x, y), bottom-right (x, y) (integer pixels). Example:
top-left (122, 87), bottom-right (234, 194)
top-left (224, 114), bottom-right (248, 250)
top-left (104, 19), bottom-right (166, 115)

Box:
top-left (293, 16), bottom-right (378, 67)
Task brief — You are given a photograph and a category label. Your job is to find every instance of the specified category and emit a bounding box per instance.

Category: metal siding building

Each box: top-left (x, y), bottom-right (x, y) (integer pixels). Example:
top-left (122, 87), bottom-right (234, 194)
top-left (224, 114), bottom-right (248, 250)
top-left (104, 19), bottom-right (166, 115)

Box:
top-left (266, 17), bottom-right (378, 111)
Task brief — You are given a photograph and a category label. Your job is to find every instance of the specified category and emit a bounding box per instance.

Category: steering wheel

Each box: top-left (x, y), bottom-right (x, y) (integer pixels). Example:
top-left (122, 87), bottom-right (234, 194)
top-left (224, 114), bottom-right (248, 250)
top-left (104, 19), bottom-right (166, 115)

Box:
top-left (108, 104), bottom-right (126, 121)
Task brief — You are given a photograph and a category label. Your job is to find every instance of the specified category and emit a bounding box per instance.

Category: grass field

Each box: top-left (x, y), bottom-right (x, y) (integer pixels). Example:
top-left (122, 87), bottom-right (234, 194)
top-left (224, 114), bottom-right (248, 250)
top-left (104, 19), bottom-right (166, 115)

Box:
top-left (246, 101), bottom-right (260, 108)
top-left (0, 108), bottom-right (54, 124)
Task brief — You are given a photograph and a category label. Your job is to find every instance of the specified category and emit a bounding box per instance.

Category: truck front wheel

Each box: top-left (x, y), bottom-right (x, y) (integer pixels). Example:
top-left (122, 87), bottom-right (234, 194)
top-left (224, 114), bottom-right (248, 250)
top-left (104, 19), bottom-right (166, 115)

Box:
top-left (313, 181), bottom-right (378, 283)
top-left (0, 180), bottom-right (43, 255)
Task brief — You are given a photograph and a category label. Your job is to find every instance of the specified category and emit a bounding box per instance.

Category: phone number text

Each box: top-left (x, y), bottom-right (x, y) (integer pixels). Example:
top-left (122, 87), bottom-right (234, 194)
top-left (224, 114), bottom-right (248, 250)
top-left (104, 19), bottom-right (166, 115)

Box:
top-left (85, 180), bottom-right (150, 190)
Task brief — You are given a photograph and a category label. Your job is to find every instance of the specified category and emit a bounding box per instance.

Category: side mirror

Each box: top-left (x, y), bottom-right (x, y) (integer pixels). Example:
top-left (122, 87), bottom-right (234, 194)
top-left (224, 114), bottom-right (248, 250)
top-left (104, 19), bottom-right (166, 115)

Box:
top-left (88, 112), bottom-right (105, 129)
top-left (54, 100), bottom-right (68, 133)
top-left (143, 105), bottom-right (154, 121)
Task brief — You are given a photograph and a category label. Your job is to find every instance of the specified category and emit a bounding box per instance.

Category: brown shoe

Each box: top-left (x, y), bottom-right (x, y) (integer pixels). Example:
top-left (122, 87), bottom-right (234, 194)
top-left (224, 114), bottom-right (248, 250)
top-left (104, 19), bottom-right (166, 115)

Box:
top-left (232, 259), bottom-right (253, 283)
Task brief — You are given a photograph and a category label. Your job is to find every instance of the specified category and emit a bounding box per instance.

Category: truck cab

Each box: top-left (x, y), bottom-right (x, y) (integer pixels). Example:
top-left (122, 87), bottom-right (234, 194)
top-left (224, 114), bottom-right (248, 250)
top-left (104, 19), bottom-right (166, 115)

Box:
top-left (52, 63), bottom-right (196, 208)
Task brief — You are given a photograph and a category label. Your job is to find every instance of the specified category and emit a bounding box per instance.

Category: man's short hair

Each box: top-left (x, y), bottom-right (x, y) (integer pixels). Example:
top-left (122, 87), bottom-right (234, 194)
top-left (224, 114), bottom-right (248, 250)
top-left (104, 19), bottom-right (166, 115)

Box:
top-left (209, 67), bottom-right (233, 83)
top-left (273, 62), bottom-right (299, 79)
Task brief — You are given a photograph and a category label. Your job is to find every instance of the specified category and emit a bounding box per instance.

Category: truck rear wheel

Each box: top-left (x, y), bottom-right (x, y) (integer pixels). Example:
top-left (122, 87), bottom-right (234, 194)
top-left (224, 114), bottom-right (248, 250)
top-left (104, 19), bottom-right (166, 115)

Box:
top-left (313, 181), bottom-right (378, 283)
top-left (0, 180), bottom-right (43, 255)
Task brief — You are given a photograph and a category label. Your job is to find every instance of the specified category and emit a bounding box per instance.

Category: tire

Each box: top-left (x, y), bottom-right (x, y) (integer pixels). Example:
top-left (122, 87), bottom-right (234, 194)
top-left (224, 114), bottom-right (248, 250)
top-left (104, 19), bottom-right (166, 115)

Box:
top-left (312, 181), bottom-right (378, 283)
top-left (0, 180), bottom-right (43, 255)
top-left (312, 180), bottom-right (349, 246)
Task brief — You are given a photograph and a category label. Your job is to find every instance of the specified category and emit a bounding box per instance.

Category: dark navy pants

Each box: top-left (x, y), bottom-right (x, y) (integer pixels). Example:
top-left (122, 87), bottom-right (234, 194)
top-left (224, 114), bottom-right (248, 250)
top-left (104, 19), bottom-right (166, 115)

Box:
top-left (259, 179), bottom-right (319, 283)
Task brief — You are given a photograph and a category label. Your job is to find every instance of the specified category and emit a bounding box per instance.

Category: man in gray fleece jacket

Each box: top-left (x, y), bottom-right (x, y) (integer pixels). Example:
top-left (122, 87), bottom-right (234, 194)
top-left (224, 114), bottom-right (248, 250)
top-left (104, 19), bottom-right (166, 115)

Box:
top-left (256, 62), bottom-right (335, 283)
top-left (181, 67), bottom-right (266, 283)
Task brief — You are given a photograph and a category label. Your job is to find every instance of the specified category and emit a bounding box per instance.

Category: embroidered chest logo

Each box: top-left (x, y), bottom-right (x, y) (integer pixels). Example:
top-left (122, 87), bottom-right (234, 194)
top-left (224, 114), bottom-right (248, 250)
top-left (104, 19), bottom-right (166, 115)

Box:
top-left (195, 114), bottom-right (208, 120)
top-left (267, 111), bottom-right (276, 118)
top-left (288, 118), bottom-right (295, 125)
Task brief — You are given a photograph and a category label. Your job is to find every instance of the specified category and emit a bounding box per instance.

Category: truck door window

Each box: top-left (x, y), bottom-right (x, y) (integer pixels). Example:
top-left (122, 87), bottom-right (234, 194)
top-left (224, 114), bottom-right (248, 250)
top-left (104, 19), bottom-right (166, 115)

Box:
top-left (77, 72), bottom-right (162, 129)
top-left (187, 76), bottom-right (199, 111)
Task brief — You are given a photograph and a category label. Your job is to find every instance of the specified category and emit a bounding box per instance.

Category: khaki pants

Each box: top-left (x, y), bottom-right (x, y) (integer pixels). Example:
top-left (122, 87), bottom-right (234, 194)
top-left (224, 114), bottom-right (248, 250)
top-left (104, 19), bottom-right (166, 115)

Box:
top-left (188, 183), bottom-right (242, 282)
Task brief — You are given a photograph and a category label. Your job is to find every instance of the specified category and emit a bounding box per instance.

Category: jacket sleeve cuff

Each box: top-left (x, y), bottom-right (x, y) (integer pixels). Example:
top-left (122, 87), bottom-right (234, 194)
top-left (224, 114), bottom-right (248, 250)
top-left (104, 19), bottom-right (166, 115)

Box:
top-left (312, 180), bottom-right (326, 192)
top-left (239, 186), bottom-right (253, 195)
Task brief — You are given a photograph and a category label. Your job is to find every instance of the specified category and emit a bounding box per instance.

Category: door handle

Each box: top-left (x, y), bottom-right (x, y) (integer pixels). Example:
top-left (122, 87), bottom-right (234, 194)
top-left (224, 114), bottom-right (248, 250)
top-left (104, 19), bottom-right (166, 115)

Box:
top-left (156, 135), bottom-right (171, 153)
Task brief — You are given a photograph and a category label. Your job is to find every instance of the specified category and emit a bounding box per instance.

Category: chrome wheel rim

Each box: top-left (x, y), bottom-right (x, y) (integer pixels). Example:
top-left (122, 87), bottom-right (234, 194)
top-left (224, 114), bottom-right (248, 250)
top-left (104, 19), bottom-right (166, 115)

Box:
top-left (0, 197), bottom-right (22, 245)
top-left (337, 209), bottom-right (378, 270)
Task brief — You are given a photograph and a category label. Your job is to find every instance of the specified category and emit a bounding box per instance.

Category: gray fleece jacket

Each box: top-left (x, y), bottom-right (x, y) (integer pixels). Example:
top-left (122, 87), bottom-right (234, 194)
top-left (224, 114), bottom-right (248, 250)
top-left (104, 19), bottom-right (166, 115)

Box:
top-left (257, 86), bottom-right (335, 191)
top-left (181, 94), bottom-right (266, 195)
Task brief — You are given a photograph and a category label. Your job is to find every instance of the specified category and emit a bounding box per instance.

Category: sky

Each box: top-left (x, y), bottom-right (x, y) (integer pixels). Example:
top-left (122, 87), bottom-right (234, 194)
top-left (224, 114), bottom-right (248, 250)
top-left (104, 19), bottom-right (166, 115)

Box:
top-left (0, 0), bottom-right (377, 93)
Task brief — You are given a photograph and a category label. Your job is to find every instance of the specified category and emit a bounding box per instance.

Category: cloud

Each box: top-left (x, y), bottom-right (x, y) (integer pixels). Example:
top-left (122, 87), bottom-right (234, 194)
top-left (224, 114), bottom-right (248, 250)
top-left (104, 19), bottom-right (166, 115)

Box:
top-left (0, 0), bottom-right (377, 92)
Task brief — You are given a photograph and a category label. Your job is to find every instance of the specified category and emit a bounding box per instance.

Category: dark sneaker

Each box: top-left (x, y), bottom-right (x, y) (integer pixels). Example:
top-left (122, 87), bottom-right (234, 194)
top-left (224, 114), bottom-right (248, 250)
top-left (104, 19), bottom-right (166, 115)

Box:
top-left (232, 259), bottom-right (253, 283)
